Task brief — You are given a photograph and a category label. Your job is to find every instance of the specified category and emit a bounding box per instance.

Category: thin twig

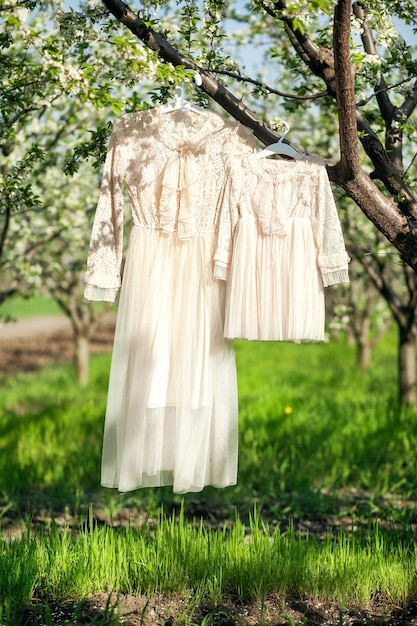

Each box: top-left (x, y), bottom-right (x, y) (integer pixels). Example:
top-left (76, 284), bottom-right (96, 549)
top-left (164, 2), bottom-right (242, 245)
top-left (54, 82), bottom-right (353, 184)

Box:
top-left (357, 77), bottom-right (416, 107)
top-left (212, 69), bottom-right (328, 101)
top-left (404, 152), bottom-right (417, 179)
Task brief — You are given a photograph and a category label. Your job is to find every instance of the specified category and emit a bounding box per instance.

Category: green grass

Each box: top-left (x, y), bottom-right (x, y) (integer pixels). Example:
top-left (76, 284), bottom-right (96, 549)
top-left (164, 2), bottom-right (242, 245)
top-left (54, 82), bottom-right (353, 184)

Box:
top-left (2, 510), bottom-right (416, 622)
top-left (235, 338), bottom-right (417, 501)
top-left (0, 294), bottom-right (61, 319)
top-left (1, 334), bottom-right (417, 624)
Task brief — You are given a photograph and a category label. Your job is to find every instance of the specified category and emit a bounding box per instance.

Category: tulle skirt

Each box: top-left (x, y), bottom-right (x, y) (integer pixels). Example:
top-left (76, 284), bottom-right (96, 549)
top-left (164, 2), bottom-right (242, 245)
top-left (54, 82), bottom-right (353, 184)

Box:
top-left (224, 216), bottom-right (325, 341)
top-left (101, 225), bottom-right (238, 494)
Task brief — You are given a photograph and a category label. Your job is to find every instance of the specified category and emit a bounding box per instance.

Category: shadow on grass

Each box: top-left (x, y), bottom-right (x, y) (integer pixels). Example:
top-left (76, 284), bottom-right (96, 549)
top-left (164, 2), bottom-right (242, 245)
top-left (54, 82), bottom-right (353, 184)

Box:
top-left (1, 390), bottom-right (417, 535)
top-left (1, 338), bottom-right (417, 535)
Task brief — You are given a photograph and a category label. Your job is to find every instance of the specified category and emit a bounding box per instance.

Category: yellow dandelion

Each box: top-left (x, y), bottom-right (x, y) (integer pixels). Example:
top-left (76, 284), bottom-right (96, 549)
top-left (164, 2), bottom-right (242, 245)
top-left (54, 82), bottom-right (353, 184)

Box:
top-left (284, 406), bottom-right (293, 414)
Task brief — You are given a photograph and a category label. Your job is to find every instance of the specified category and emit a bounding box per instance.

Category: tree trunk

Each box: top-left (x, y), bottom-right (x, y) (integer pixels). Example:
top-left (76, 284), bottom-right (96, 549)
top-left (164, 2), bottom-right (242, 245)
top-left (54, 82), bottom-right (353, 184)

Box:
top-left (358, 339), bottom-right (372, 370)
top-left (398, 326), bottom-right (416, 405)
top-left (75, 329), bottom-right (90, 387)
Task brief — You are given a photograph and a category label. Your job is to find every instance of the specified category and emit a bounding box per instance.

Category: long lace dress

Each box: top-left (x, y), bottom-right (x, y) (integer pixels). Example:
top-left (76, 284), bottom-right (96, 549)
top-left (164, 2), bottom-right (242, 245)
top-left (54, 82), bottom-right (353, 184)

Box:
top-left (84, 107), bottom-right (255, 494)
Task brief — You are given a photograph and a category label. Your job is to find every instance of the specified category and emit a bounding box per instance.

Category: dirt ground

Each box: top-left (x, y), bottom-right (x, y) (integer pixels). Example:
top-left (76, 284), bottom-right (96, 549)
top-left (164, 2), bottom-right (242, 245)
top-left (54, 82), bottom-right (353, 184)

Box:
top-left (0, 313), bottom-right (116, 375)
top-left (24, 592), bottom-right (417, 625)
top-left (2, 317), bottom-right (417, 625)
top-left (42, 593), bottom-right (417, 626)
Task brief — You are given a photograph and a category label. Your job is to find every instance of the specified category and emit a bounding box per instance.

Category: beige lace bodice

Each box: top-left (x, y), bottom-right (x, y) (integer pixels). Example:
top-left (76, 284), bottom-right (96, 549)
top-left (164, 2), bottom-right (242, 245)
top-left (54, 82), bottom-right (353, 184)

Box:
top-left (217, 154), bottom-right (350, 286)
top-left (84, 107), bottom-right (256, 301)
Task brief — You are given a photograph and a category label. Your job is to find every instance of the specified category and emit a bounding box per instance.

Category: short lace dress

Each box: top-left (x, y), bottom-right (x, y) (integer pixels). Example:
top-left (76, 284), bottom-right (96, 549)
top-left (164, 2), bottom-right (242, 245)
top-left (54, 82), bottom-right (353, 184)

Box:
top-left (221, 155), bottom-right (350, 342)
top-left (84, 107), bottom-right (255, 494)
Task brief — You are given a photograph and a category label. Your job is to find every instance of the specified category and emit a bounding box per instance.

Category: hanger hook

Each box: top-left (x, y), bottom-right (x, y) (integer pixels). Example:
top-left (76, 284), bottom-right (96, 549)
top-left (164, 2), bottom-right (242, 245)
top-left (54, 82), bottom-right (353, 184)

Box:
top-left (193, 72), bottom-right (203, 87)
top-left (278, 121), bottom-right (290, 143)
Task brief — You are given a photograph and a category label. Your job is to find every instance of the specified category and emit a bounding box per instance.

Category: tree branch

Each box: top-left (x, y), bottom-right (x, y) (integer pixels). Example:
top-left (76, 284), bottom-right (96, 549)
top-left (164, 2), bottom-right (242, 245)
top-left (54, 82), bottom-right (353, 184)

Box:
top-left (352, 3), bottom-right (417, 128)
top-left (356, 77), bottom-right (415, 107)
top-left (211, 69), bottom-right (328, 101)
top-left (258, 0), bottom-right (337, 96)
top-left (352, 3), bottom-right (401, 171)
top-left (352, 2), bottom-right (417, 176)
top-left (398, 78), bottom-right (417, 120)
top-left (352, 1), bottom-right (394, 123)
top-left (343, 2), bottom-right (416, 213)
top-left (355, 108), bottom-right (417, 217)
top-left (403, 261), bottom-right (417, 307)
top-left (350, 243), bottom-right (405, 324)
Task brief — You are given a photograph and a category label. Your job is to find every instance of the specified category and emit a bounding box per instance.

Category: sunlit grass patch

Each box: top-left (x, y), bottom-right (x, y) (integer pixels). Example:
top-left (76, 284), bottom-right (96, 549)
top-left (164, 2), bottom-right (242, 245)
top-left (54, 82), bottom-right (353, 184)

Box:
top-left (1, 508), bottom-right (416, 624)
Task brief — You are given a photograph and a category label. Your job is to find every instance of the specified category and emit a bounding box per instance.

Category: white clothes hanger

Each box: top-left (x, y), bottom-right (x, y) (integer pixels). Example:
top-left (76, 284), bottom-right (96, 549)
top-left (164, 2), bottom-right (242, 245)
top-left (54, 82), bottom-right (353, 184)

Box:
top-left (257, 121), bottom-right (308, 160)
top-left (159, 82), bottom-right (206, 115)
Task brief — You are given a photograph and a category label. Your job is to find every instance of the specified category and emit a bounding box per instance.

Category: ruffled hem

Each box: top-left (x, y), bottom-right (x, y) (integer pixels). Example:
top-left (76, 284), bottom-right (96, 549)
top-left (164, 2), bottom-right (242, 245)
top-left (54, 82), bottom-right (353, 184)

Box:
top-left (84, 284), bottom-right (119, 303)
top-left (322, 269), bottom-right (350, 287)
top-left (319, 251), bottom-right (350, 287)
top-left (224, 216), bottom-right (326, 341)
top-left (102, 474), bottom-right (237, 495)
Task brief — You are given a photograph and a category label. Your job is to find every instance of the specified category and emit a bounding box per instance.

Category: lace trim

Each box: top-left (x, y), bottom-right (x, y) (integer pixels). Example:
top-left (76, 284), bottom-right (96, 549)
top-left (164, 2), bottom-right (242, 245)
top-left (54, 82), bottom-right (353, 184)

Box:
top-left (322, 269), bottom-right (350, 287)
top-left (214, 265), bottom-right (228, 281)
top-left (84, 284), bottom-right (119, 302)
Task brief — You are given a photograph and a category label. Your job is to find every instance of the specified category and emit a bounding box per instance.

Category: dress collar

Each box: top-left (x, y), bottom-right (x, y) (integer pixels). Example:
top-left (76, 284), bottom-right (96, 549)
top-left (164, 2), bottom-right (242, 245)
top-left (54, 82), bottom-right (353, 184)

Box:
top-left (243, 153), bottom-right (313, 179)
top-left (144, 107), bottom-right (225, 152)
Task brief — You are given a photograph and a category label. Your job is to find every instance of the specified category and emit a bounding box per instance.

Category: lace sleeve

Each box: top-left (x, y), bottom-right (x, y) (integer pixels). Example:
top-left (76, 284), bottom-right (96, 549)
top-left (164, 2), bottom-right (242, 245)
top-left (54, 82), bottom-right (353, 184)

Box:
top-left (83, 121), bottom-right (127, 302)
top-left (214, 161), bottom-right (241, 281)
top-left (214, 126), bottom-right (256, 281)
top-left (312, 166), bottom-right (350, 287)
